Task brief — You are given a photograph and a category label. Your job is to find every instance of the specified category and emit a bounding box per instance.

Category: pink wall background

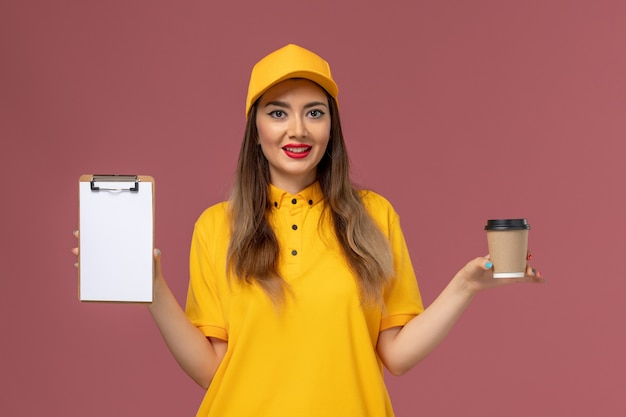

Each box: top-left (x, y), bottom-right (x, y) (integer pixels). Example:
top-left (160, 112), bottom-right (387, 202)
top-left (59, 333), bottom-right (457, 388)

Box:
top-left (2, 0), bottom-right (625, 415)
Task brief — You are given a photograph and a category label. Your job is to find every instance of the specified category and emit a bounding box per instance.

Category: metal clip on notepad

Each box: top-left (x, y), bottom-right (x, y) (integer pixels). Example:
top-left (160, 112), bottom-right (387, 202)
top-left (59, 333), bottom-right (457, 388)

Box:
top-left (90, 175), bottom-right (140, 192)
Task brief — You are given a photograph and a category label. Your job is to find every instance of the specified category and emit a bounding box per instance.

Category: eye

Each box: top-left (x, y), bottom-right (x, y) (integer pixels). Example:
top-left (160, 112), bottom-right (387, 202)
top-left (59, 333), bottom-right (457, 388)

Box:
top-left (268, 110), bottom-right (286, 119)
top-left (308, 109), bottom-right (325, 119)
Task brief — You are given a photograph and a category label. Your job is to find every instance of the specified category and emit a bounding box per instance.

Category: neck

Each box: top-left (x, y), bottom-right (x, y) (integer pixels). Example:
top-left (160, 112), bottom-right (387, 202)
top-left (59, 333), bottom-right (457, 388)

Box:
top-left (270, 175), bottom-right (316, 195)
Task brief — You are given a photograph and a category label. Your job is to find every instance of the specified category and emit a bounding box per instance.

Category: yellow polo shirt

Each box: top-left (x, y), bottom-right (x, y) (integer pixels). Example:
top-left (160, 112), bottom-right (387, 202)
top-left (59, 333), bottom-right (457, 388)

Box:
top-left (185, 182), bottom-right (423, 417)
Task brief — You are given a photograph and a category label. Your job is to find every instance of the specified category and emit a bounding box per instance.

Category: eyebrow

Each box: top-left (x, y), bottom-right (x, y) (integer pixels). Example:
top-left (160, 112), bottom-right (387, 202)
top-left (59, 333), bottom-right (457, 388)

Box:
top-left (264, 100), bottom-right (328, 109)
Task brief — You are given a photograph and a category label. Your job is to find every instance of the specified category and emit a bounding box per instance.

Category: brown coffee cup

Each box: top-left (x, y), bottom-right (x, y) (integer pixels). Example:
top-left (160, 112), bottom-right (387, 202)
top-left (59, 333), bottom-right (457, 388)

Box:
top-left (485, 219), bottom-right (530, 278)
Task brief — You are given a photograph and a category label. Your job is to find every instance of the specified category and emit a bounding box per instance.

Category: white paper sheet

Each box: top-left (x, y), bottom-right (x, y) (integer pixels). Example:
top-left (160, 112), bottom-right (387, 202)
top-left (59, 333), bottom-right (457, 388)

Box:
top-left (79, 177), bottom-right (153, 302)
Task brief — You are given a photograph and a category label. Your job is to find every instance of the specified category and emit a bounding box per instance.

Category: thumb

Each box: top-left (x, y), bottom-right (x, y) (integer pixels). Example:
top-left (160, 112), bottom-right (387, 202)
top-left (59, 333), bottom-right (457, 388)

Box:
top-left (153, 248), bottom-right (163, 279)
top-left (473, 256), bottom-right (492, 271)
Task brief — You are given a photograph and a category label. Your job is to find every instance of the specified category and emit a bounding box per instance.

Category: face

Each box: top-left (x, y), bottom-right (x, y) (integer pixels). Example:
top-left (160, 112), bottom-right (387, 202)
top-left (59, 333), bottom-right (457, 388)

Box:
top-left (256, 79), bottom-right (331, 194)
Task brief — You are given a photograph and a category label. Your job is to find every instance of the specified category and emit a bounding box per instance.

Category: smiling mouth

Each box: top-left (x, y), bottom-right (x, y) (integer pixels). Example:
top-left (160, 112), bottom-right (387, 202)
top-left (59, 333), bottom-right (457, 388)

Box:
top-left (283, 146), bottom-right (312, 153)
top-left (282, 145), bottom-right (312, 159)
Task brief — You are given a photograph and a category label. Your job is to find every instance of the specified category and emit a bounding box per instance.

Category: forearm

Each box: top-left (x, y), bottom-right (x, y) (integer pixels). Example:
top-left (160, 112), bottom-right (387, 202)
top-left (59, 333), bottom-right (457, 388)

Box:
top-left (378, 255), bottom-right (541, 375)
top-left (378, 273), bottom-right (477, 375)
top-left (147, 275), bottom-right (223, 389)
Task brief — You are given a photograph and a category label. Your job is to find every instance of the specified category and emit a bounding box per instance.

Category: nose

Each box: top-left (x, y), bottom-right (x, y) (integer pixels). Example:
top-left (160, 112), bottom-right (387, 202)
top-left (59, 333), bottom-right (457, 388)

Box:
top-left (287, 115), bottom-right (307, 138)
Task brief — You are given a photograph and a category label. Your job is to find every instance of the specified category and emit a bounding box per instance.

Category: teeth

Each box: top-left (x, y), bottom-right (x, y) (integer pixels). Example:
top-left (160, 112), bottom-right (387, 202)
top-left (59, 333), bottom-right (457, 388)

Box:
top-left (284, 147), bottom-right (310, 153)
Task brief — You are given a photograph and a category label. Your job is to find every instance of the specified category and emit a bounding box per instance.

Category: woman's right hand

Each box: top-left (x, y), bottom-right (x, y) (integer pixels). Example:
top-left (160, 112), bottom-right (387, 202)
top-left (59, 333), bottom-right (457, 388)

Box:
top-left (152, 248), bottom-right (165, 285)
top-left (72, 229), bottom-right (79, 267)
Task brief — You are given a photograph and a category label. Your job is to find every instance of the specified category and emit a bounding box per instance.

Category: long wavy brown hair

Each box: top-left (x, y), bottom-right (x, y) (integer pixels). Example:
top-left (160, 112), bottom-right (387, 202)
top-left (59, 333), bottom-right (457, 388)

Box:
top-left (227, 90), bottom-right (394, 306)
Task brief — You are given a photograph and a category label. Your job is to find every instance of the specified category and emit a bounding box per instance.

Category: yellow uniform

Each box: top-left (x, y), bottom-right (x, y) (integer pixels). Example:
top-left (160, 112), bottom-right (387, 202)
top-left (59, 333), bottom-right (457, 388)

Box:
top-left (186, 182), bottom-right (423, 416)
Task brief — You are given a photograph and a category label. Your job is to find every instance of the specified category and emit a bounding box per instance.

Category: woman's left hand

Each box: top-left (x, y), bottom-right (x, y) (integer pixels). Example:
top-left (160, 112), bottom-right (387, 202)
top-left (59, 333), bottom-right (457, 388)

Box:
top-left (457, 253), bottom-right (545, 295)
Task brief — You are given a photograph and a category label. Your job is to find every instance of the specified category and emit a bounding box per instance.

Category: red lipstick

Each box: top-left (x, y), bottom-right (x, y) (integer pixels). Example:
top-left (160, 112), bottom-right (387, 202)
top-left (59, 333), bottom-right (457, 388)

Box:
top-left (282, 144), bottom-right (312, 159)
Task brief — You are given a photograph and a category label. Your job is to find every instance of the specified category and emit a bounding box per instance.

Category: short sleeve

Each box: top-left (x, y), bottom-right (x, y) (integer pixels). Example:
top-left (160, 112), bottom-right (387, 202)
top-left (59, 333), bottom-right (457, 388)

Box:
top-left (380, 213), bottom-right (424, 330)
top-left (185, 203), bottom-right (230, 341)
top-left (360, 191), bottom-right (424, 331)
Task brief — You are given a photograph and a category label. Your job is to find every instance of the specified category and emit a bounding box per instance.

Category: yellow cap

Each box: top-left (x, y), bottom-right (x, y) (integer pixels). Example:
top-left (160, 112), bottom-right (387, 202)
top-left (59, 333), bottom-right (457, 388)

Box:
top-left (245, 44), bottom-right (338, 117)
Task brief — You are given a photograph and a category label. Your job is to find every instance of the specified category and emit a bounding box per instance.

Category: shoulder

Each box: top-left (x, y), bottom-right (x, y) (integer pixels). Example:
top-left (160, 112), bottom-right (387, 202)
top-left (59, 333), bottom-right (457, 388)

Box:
top-left (358, 189), bottom-right (397, 214)
top-left (357, 189), bottom-right (400, 226)
top-left (194, 201), bottom-right (230, 232)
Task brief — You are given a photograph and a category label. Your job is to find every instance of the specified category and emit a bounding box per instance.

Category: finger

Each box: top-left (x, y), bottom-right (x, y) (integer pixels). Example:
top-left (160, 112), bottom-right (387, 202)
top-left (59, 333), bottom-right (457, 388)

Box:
top-left (525, 263), bottom-right (542, 277)
top-left (472, 257), bottom-right (493, 272)
top-left (72, 230), bottom-right (80, 257)
top-left (524, 264), bottom-right (545, 283)
top-left (525, 263), bottom-right (533, 275)
top-left (153, 248), bottom-right (163, 279)
top-left (72, 229), bottom-right (80, 266)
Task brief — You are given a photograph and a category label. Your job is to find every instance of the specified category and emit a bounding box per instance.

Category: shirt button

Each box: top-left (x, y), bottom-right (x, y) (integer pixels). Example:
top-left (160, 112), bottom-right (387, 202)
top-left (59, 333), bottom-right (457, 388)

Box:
top-left (273, 201), bottom-right (278, 207)
top-left (292, 224), bottom-right (298, 230)
top-left (291, 198), bottom-right (297, 205)
top-left (291, 250), bottom-right (298, 256)
top-left (308, 200), bottom-right (313, 205)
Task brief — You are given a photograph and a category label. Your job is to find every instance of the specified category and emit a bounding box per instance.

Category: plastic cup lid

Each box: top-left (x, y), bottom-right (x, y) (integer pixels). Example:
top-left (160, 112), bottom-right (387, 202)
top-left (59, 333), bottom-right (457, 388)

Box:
top-left (484, 218), bottom-right (530, 230)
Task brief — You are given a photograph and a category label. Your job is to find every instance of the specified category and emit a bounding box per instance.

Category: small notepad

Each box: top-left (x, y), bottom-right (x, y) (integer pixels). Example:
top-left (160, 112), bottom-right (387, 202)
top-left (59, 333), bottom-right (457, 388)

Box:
top-left (78, 175), bottom-right (154, 302)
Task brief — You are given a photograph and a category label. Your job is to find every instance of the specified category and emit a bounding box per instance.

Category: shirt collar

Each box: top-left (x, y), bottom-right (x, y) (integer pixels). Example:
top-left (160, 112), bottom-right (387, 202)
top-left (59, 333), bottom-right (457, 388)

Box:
top-left (269, 181), bottom-right (324, 209)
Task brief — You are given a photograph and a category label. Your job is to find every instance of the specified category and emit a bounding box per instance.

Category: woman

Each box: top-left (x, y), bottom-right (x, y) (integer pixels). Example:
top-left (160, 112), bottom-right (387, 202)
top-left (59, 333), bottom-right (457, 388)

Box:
top-left (74, 44), bottom-right (543, 416)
